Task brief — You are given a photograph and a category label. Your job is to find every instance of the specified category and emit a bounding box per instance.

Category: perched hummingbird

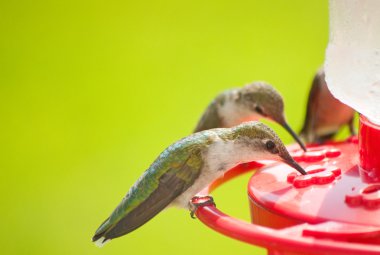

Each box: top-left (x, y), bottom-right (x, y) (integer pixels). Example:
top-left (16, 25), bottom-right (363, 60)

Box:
top-left (194, 82), bottom-right (307, 151)
top-left (299, 69), bottom-right (355, 144)
top-left (92, 121), bottom-right (306, 246)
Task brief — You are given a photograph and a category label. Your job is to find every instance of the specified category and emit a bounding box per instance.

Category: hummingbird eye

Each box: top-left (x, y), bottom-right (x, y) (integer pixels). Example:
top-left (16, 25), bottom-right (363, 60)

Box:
top-left (255, 106), bottom-right (267, 116)
top-left (265, 140), bottom-right (278, 154)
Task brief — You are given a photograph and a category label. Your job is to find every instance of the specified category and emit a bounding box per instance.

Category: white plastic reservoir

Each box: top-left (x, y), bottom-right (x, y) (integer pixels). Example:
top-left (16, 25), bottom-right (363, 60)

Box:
top-left (325, 0), bottom-right (380, 124)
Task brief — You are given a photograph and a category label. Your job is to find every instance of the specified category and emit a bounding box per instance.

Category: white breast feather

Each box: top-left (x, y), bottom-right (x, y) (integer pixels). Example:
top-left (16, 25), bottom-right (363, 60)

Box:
top-left (172, 135), bottom-right (266, 208)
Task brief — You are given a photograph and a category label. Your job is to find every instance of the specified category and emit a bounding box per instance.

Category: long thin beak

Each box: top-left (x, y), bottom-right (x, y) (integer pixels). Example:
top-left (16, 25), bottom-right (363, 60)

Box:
top-left (282, 122), bottom-right (307, 152)
top-left (284, 157), bottom-right (307, 175)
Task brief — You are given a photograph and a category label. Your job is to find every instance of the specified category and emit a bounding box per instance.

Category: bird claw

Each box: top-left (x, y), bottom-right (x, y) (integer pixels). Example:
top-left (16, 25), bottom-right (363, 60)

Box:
top-left (189, 195), bottom-right (216, 219)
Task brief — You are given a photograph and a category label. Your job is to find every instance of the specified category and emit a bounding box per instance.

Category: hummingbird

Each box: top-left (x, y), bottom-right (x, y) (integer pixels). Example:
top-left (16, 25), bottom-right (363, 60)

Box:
top-left (92, 121), bottom-right (306, 246)
top-left (299, 68), bottom-right (355, 144)
top-left (194, 82), bottom-right (307, 151)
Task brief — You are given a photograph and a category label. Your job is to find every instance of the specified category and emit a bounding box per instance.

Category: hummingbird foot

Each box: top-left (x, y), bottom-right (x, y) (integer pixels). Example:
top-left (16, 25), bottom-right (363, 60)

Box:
top-left (189, 195), bottom-right (216, 219)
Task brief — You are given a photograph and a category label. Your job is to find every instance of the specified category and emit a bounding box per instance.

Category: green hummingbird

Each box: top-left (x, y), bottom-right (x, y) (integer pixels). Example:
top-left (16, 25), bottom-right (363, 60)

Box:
top-left (194, 82), bottom-right (307, 151)
top-left (92, 121), bottom-right (306, 247)
top-left (299, 68), bottom-right (355, 143)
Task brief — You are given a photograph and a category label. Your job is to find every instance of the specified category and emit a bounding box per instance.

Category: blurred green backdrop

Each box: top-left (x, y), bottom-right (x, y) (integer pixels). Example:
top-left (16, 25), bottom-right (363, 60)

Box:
top-left (0, 1), bottom-right (328, 254)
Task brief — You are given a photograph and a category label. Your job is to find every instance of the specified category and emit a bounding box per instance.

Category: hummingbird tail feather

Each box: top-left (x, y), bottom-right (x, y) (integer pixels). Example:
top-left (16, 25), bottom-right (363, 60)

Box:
top-left (94, 237), bottom-right (110, 248)
top-left (92, 217), bottom-right (112, 246)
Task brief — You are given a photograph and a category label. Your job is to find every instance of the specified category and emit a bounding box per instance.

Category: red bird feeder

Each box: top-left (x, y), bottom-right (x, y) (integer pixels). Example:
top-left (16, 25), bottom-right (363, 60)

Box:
top-left (193, 115), bottom-right (380, 254)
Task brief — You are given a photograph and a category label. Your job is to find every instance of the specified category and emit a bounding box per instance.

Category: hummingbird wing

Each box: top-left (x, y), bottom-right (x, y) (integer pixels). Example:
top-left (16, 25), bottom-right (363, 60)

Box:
top-left (194, 100), bottom-right (222, 132)
top-left (93, 137), bottom-right (206, 244)
top-left (300, 70), bottom-right (323, 143)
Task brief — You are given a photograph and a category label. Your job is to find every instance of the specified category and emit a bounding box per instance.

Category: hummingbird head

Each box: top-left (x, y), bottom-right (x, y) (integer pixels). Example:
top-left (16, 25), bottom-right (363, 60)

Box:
top-left (230, 121), bottom-right (307, 175)
top-left (237, 82), bottom-right (307, 151)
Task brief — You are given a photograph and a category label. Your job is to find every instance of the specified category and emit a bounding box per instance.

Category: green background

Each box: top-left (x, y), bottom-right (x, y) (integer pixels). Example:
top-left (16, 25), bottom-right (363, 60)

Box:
top-left (0, 1), bottom-right (329, 254)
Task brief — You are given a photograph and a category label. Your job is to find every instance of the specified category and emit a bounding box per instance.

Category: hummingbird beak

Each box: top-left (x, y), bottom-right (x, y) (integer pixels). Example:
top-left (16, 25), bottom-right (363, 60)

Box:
top-left (282, 155), bottom-right (307, 175)
top-left (281, 121), bottom-right (307, 152)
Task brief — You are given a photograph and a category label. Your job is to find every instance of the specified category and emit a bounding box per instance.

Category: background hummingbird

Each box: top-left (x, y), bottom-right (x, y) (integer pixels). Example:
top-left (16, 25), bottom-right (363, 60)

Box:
top-left (299, 68), bottom-right (355, 144)
top-left (92, 121), bottom-right (306, 247)
top-left (194, 82), bottom-right (307, 151)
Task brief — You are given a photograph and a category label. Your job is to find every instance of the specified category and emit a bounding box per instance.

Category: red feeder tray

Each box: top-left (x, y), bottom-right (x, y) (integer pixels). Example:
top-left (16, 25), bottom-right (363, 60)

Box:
top-left (193, 115), bottom-right (380, 255)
